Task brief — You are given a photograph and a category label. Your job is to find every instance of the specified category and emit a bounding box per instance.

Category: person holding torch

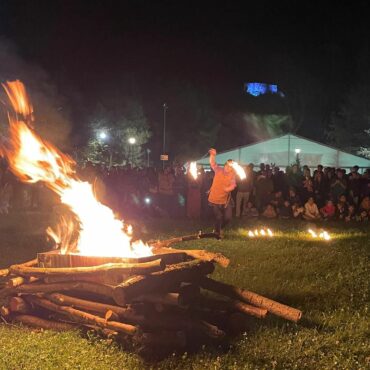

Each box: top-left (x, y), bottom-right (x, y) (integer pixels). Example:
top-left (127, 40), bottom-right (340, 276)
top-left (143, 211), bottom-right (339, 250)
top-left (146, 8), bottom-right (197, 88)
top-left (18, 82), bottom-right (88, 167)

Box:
top-left (208, 148), bottom-right (236, 240)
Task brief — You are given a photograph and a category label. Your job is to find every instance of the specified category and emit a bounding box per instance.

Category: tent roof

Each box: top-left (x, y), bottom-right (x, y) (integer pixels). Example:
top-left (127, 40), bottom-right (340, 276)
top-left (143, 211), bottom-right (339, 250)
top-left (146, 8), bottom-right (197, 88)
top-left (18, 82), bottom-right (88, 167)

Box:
top-left (195, 134), bottom-right (370, 169)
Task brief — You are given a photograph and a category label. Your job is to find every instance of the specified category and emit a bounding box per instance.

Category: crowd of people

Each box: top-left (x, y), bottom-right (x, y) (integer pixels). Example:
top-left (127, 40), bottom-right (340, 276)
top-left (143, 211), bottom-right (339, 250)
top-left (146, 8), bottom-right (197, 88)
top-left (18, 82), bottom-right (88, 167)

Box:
top-left (0, 158), bottom-right (370, 226)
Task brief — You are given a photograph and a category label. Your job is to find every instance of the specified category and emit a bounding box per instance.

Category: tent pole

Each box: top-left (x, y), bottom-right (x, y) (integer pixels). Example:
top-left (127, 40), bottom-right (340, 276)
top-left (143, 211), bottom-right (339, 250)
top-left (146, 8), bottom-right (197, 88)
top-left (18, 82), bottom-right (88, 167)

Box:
top-left (288, 134), bottom-right (291, 166)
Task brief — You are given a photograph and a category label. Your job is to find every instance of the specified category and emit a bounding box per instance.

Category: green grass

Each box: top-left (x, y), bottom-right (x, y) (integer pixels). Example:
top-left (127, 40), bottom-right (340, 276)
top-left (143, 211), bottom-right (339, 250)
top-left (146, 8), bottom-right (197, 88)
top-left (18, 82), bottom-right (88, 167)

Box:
top-left (0, 213), bottom-right (369, 369)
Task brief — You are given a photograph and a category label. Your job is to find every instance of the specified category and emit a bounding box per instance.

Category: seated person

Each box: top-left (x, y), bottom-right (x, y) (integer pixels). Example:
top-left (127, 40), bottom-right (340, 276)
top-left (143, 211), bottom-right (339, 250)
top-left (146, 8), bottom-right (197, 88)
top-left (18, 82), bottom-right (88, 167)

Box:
top-left (270, 191), bottom-right (284, 209)
top-left (356, 209), bottom-right (369, 222)
top-left (261, 203), bottom-right (277, 219)
top-left (345, 204), bottom-right (356, 222)
top-left (278, 200), bottom-right (292, 219)
top-left (337, 202), bottom-right (347, 220)
top-left (303, 197), bottom-right (321, 220)
top-left (288, 187), bottom-right (301, 205)
top-left (320, 200), bottom-right (336, 220)
top-left (243, 201), bottom-right (259, 218)
top-left (292, 202), bottom-right (304, 219)
top-left (359, 196), bottom-right (370, 213)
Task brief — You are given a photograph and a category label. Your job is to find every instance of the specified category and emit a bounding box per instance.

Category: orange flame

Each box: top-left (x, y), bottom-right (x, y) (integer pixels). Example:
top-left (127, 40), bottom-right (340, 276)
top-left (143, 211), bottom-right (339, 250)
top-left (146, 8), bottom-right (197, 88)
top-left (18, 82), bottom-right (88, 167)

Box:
top-left (1, 81), bottom-right (152, 258)
top-left (2, 80), bottom-right (33, 120)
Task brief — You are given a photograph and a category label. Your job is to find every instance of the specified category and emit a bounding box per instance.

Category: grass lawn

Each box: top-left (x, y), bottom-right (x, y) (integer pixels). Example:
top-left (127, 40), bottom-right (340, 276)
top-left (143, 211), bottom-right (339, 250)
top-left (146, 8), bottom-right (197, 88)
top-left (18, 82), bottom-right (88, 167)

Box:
top-left (0, 212), bottom-right (369, 369)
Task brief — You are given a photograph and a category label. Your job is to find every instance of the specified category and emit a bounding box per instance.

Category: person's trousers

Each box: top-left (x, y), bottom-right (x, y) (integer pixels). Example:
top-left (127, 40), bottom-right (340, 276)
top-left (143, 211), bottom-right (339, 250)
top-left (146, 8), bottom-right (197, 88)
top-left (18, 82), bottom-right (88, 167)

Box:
top-left (235, 191), bottom-right (250, 217)
top-left (210, 202), bottom-right (233, 235)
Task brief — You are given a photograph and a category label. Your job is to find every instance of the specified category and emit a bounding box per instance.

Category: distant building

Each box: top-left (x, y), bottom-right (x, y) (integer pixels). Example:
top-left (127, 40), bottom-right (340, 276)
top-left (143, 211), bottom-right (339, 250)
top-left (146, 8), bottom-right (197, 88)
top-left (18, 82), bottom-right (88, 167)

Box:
top-left (244, 82), bottom-right (284, 97)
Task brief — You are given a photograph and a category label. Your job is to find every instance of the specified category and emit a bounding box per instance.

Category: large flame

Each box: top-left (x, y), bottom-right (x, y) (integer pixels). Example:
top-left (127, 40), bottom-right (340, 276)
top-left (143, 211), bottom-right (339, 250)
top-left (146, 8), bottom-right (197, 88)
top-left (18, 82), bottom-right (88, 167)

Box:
top-left (1, 80), bottom-right (152, 258)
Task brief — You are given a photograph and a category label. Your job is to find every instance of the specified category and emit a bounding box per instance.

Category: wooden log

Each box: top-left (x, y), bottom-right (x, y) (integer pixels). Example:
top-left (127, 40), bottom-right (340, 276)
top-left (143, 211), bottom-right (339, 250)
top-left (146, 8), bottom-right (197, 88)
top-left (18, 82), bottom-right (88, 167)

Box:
top-left (0, 269), bottom-right (9, 278)
top-left (195, 295), bottom-right (267, 319)
top-left (13, 314), bottom-right (77, 331)
top-left (9, 297), bottom-right (32, 314)
top-left (177, 283), bottom-right (201, 305)
top-left (5, 276), bottom-right (39, 288)
top-left (197, 320), bottom-right (225, 340)
top-left (0, 281), bottom-right (115, 300)
top-left (132, 293), bottom-right (181, 307)
top-left (10, 259), bottom-right (165, 277)
top-left (149, 231), bottom-right (219, 249)
top-left (38, 251), bottom-right (187, 268)
top-left (45, 293), bottom-right (145, 324)
top-left (153, 247), bottom-right (229, 268)
top-left (0, 305), bottom-right (10, 317)
top-left (200, 277), bottom-right (302, 322)
top-left (27, 296), bottom-right (138, 336)
top-left (43, 275), bottom-right (118, 285)
top-left (113, 260), bottom-right (214, 305)
top-left (83, 324), bottom-right (118, 338)
top-left (0, 258), bottom-right (38, 278)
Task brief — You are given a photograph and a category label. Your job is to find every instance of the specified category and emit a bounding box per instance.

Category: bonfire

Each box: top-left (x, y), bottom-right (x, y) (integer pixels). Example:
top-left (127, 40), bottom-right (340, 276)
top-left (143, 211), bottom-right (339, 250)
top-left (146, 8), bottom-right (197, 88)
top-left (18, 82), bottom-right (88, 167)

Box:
top-left (0, 81), bottom-right (302, 360)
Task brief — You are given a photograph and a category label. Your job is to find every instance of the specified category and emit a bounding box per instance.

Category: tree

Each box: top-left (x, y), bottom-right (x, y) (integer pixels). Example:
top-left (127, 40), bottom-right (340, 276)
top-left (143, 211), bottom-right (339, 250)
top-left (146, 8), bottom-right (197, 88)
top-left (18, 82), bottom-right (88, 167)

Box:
top-left (83, 100), bottom-right (151, 167)
top-left (326, 84), bottom-right (370, 155)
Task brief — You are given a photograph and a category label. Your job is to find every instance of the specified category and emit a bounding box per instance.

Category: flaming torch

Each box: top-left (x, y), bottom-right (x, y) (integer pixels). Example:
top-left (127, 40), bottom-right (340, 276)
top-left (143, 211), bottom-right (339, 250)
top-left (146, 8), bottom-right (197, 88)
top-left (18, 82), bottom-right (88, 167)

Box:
top-left (0, 80), bottom-right (152, 258)
top-left (230, 161), bottom-right (246, 180)
top-left (189, 161), bottom-right (198, 180)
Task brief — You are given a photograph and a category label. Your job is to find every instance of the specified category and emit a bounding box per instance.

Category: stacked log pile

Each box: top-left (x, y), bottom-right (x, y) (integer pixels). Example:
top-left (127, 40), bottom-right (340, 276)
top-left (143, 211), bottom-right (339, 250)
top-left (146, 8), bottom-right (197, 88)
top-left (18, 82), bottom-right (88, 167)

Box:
top-left (0, 233), bottom-right (302, 360)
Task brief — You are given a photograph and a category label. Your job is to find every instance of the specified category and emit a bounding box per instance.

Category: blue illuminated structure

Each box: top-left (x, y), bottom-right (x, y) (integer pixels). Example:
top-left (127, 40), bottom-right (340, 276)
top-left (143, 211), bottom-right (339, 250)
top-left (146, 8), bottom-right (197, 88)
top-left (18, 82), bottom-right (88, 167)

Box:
top-left (245, 82), bottom-right (281, 97)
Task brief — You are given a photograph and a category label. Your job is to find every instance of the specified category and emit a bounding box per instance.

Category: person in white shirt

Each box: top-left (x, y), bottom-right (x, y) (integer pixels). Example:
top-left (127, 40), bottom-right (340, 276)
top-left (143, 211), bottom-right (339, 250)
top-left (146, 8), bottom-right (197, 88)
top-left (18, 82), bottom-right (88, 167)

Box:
top-left (303, 196), bottom-right (321, 220)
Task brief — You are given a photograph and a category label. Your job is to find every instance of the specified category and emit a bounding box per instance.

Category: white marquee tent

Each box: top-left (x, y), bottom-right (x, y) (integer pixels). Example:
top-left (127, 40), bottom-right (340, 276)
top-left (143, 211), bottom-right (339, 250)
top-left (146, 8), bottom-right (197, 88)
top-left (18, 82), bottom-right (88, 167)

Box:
top-left (195, 134), bottom-right (370, 171)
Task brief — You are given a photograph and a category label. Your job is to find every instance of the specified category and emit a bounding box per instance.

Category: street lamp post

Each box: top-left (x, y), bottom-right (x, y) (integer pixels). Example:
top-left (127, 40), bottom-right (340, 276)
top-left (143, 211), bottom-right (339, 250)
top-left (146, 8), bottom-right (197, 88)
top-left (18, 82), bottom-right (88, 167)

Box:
top-left (162, 103), bottom-right (168, 169)
top-left (128, 137), bottom-right (136, 166)
top-left (97, 130), bottom-right (112, 168)
top-left (146, 148), bottom-right (151, 167)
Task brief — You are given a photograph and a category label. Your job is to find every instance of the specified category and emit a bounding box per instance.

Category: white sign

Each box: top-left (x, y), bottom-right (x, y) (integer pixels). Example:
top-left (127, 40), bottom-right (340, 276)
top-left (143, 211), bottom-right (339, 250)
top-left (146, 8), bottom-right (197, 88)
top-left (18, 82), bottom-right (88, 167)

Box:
top-left (160, 154), bottom-right (169, 161)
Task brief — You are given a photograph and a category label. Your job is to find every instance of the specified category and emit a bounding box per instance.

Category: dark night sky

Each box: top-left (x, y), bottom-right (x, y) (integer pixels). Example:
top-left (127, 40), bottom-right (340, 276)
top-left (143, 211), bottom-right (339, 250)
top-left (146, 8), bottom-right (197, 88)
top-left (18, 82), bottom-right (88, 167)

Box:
top-left (1, 0), bottom-right (370, 148)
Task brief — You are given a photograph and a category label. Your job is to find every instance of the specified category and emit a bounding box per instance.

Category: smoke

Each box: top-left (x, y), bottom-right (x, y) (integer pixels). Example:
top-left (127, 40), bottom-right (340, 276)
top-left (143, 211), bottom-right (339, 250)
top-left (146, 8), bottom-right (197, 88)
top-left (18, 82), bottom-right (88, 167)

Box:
top-left (0, 39), bottom-right (71, 150)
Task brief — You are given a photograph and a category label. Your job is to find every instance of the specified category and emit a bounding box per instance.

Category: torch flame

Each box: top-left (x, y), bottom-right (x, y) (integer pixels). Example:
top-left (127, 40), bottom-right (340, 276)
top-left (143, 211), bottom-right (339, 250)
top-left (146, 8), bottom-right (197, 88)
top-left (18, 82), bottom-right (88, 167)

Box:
top-left (230, 161), bottom-right (246, 180)
top-left (189, 161), bottom-right (198, 179)
top-left (1, 81), bottom-right (152, 258)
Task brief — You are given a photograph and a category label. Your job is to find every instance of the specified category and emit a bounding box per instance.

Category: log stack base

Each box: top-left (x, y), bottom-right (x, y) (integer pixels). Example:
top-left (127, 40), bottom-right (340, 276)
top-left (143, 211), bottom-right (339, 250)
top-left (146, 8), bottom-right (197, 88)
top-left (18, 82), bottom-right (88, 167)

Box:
top-left (0, 235), bottom-right (302, 361)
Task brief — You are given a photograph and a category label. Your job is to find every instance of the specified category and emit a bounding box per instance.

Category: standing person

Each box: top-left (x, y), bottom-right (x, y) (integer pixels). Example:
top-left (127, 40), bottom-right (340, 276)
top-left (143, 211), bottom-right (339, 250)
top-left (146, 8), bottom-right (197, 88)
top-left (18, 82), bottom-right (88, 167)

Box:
top-left (235, 165), bottom-right (253, 217)
top-left (208, 148), bottom-right (236, 239)
top-left (186, 166), bottom-right (202, 219)
top-left (158, 166), bottom-right (175, 217)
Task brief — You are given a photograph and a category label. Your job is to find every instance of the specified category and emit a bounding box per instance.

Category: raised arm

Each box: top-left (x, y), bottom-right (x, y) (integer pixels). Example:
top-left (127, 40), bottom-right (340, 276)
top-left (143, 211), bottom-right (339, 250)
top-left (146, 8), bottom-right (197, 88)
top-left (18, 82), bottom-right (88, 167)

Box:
top-left (209, 148), bottom-right (217, 171)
